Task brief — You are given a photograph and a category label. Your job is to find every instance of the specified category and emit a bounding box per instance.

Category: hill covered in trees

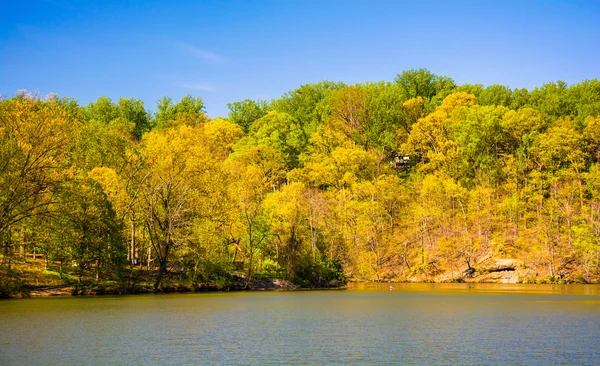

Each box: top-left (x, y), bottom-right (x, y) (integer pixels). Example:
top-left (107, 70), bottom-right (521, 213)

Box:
top-left (2, 69), bottom-right (600, 297)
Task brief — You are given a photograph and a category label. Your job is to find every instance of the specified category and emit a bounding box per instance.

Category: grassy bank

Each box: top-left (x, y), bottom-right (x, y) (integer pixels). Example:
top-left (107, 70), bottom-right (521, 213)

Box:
top-left (0, 257), bottom-right (344, 299)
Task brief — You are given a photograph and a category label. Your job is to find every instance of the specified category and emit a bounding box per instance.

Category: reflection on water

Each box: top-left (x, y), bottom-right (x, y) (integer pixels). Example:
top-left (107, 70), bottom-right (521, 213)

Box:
top-left (1, 284), bottom-right (599, 365)
top-left (350, 282), bottom-right (600, 295)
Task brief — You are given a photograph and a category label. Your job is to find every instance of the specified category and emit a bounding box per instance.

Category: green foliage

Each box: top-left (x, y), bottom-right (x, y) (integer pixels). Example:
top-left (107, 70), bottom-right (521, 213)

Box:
top-left (478, 84), bottom-right (513, 107)
top-left (3, 71), bottom-right (600, 295)
top-left (451, 105), bottom-right (511, 186)
top-left (49, 178), bottom-right (126, 279)
top-left (227, 99), bottom-right (270, 133)
top-left (292, 258), bottom-right (346, 288)
top-left (154, 95), bottom-right (207, 129)
top-left (237, 111), bottom-right (307, 169)
top-left (0, 93), bottom-right (82, 237)
top-left (394, 68), bottom-right (456, 110)
top-left (272, 81), bottom-right (346, 136)
top-left (86, 96), bottom-right (150, 140)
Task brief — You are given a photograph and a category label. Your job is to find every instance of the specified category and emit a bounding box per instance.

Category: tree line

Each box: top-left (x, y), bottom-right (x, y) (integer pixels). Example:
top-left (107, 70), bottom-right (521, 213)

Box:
top-left (1, 69), bottom-right (600, 293)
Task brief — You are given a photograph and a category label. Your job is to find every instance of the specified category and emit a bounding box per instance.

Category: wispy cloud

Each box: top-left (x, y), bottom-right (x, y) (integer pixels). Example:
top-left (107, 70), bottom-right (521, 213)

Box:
top-left (177, 83), bottom-right (216, 92)
top-left (177, 41), bottom-right (225, 63)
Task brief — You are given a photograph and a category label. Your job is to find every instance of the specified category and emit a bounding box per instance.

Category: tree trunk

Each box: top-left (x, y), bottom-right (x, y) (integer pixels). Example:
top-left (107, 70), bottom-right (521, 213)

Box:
top-left (154, 259), bottom-right (167, 291)
top-left (246, 249), bottom-right (253, 288)
top-left (146, 247), bottom-right (151, 271)
top-left (130, 219), bottom-right (136, 265)
top-left (6, 227), bottom-right (12, 270)
top-left (154, 240), bottom-right (171, 291)
top-left (20, 226), bottom-right (25, 261)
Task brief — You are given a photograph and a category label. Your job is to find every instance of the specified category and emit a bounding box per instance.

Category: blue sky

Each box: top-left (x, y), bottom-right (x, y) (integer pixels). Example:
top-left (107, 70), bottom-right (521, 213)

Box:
top-left (1, 0), bottom-right (599, 117)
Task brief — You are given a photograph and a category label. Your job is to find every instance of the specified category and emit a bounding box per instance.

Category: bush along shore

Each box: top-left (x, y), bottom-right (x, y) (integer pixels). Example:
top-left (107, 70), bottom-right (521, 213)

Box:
top-left (0, 257), bottom-right (347, 299)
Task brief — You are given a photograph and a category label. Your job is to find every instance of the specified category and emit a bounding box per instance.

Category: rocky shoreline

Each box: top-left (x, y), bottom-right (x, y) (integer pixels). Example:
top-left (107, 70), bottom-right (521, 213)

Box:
top-left (403, 257), bottom-right (590, 284)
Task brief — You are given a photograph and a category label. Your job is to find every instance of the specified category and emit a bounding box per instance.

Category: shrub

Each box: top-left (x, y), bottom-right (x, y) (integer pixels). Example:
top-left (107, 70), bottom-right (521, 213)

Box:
top-left (291, 258), bottom-right (346, 288)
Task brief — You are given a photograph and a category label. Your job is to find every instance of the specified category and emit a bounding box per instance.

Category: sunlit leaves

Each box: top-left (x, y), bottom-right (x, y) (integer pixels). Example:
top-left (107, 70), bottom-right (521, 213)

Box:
top-left (394, 68), bottom-right (456, 109)
top-left (0, 93), bottom-right (81, 235)
top-left (154, 95), bottom-right (208, 129)
top-left (532, 117), bottom-right (585, 172)
top-left (402, 92), bottom-right (476, 174)
top-left (5, 71), bottom-right (600, 286)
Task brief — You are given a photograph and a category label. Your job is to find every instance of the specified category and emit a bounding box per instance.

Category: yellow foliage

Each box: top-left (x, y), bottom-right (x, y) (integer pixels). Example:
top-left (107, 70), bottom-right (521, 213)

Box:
top-left (88, 167), bottom-right (129, 218)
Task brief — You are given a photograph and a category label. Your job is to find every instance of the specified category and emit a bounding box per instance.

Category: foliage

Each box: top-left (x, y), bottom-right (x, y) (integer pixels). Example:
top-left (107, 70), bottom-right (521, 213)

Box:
top-left (227, 99), bottom-right (270, 133)
top-left (291, 258), bottom-right (346, 288)
top-left (3, 69), bottom-right (600, 295)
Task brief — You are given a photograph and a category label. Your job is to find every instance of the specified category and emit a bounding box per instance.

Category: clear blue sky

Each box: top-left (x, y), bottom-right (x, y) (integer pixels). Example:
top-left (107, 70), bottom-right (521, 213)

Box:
top-left (1, 0), bottom-right (599, 117)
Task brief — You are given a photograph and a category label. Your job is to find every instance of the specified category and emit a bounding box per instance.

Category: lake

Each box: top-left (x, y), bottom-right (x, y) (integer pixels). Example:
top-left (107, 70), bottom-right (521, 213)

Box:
top-left (1, 283), bottom-right (599, 365)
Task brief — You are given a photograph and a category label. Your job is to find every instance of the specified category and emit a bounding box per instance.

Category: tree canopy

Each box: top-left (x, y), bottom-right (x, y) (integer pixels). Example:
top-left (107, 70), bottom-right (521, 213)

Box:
top-left (2, 70), bottom-right (600, 296)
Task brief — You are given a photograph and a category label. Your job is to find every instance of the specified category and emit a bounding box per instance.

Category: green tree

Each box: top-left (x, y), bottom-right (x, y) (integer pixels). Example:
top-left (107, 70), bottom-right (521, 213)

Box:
top-left (0, 93), bottom-right (81, 263)
top-left (478, 84), bottom-right (513, 107)
top-left (136, 125), bottom-right (217, 290)
top-left (236, 111), bottom-right (307, 169)
top-left (227, 99), bottom-right (270, 133)
top-left (402, 92), bottom-right (477, 174)
top-left (86, 96), bottom-right (150, 140)
top-left (394, 68), bottom-right (456, 110)
top-left (226, 161), bottom-right (271, 285)
top-left (49, 178), bottom-right (125, 282)
top-left (451, 105), bottom-right (511, 186)
top-left (263, 182), bottom-right (309, 276)
top-left (272, 81), bottom-right (346, 136)
top-left (154, 95), bottom-right (208, 129)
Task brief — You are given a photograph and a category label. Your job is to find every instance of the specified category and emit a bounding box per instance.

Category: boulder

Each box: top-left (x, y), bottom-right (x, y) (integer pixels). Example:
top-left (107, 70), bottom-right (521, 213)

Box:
top-left (481, 258), bottom-right (521, 273)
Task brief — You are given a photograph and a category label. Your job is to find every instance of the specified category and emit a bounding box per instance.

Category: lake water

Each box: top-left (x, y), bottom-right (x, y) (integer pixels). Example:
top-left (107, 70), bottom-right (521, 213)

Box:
top-left (1, 283), bottom-right (599, 365)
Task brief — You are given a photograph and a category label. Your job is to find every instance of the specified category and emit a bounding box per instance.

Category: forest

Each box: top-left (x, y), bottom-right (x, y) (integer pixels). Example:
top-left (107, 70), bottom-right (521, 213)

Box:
top-left (2, 69), bottom-right (600, 297)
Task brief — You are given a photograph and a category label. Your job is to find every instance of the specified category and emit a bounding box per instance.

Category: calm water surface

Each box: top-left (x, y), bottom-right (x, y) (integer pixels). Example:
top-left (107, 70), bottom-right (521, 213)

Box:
top-left (1, 283), bottom-right (599, 365)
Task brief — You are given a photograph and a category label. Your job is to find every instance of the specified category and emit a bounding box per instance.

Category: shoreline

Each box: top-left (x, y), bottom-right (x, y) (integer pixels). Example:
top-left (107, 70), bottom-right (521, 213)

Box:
top-left (3, 257), bottom-right (598, 299)
top-left (2, 277), bottom-right (347, 299)
top-left (8, 279), bottom-right (599, 300)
